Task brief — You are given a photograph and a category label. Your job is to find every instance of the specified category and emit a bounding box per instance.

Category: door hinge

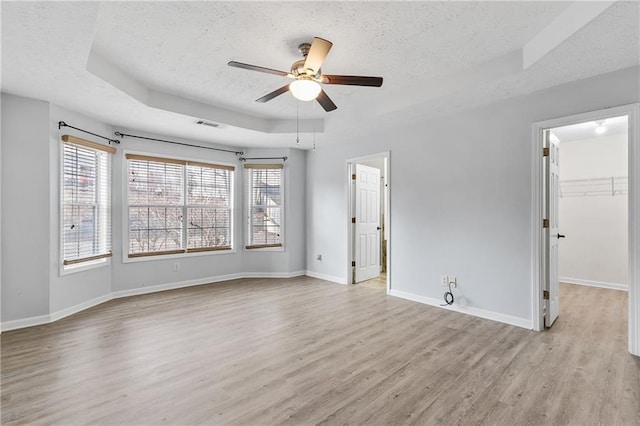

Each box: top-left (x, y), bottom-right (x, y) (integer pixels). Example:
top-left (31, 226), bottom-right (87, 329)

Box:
top-left (352, 173), bottom-right (356, 180)
top-left (543, 290), bottom-right (549, 300)
top-left (351, 217), bottom-right (356, 224)
top-left (543, 147), bottom-right (550, 157)
top-left (543, 219), bottom-right (549, 228)
top-left (351, 261), bottom-right (356, 267)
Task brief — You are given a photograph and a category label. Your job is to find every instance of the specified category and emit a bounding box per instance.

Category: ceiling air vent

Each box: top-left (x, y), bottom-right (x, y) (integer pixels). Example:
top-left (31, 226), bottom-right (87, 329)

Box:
top-left (195, 119), bottom-right (225, 129)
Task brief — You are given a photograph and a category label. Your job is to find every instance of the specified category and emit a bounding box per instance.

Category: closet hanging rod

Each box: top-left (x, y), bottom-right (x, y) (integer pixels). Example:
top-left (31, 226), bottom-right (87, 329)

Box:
top-left (114, 131), bottom-right (243, 155)
top-left (58, 121), bottom-right (120, 145)
top-left (239, 156), bottom-right (288, 162)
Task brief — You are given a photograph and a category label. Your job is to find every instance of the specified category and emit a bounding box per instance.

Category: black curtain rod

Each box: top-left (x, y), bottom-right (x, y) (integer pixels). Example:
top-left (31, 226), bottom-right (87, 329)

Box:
top-left (58, 121), bottom-right (121, 145)
top-left (240, 156), bottom-right (288, 162)
top-left (114, 131), bottom-right (243, 155)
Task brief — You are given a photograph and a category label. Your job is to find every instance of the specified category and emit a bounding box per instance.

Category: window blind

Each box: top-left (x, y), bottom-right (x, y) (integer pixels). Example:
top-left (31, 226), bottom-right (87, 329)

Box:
top-left (187, 163), bottom-right (233, 251)
top-left (126, 154), bottom-right (234, 257)
top-left (62, 136), bottom-right (114, 266)
top-left (244, 164), bottom-right (283, 249)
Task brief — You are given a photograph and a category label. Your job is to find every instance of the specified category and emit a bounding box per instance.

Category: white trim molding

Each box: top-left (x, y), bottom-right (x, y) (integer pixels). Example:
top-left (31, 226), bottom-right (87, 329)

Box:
top-left (1, 271), bottom-right (307, 332)
top-left (1, 313), bottom-right (52, 333)
top-left (531, 103), bottom-right (640, 356)
top-left (305, 270), bottom-right (347, 285)
top-left (49, 293), bottom-right (113, 323)
top-left (629, 104), bottom-right (640, 356)
top-left (111, 270), bottom-right (306, 299)
top-left (560, 277), bottom-right (627, 292)
top-left (389, 289), bottom-right (532, 330)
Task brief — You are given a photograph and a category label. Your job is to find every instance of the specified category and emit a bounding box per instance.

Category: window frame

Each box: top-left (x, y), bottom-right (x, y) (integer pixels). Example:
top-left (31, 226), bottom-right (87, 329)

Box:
top-left (59, 135), bottom-right (114, 275)
top-left (244, 163), bottom-right (285, 251)
top-left (123, 151), bottom-right (236, 262)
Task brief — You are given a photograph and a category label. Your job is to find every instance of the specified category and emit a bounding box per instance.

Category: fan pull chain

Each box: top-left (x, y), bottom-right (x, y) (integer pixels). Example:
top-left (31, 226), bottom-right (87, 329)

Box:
top-left (296, 100), bottom-right (300, 145)
top-left (312, 101), bottom-right (317, 152)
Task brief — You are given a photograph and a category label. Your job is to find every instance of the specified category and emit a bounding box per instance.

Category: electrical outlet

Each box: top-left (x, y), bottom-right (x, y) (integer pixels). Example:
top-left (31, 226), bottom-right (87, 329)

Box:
top-left (173, 262), bottom-right (180, 272)
top-left (441, 275), bottom-right (449, 287)
top-left (448, 276), bottom-right (457, 288)
top-left (317, 254), bottom-right (322, 262)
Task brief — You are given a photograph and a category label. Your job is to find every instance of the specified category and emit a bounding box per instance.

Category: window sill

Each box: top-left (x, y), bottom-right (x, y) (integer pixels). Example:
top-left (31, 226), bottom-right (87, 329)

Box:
top-left (60, 258), bottom-right (110, 276)
top-left (244, 246), bottom-right (285, 252)
top-left (122, 248), bottom-right (237, 264)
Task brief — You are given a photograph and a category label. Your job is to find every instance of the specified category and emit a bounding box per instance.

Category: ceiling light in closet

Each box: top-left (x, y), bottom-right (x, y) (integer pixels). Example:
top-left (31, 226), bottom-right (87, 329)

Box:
top-left (595, 120), bottom-right (607, 135)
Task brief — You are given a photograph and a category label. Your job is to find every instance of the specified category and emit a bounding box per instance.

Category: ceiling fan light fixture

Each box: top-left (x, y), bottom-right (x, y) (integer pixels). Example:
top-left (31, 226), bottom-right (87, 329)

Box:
top-left (290, 79), bottom-right (321, 101)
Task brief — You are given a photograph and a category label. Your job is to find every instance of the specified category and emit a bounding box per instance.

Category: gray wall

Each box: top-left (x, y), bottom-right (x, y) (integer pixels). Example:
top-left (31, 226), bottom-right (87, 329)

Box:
top-left (305, 66), bottom-right (640, 324)
top-left (110, 133), bottom-right (306, 292)
top-left (3, 66), bottom-right (638, 326)
top-left (1, 93), bottom-right (51, 320)
top-left (1, 94), bottom-right (306, 323)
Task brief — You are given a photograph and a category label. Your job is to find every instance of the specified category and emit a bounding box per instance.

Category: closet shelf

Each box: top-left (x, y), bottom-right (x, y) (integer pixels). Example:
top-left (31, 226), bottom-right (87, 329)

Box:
top-left (559, 176), bottom-right (628, 198)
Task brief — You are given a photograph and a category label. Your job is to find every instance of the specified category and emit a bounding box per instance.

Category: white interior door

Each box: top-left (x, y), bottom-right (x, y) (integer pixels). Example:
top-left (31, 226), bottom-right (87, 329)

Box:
top-left (545, 130), bottom-right (561, 327)
top-left (354, 164), bottom-right (381, 283)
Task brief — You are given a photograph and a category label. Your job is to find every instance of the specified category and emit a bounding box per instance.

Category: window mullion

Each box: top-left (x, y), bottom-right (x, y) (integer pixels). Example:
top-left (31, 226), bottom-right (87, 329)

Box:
top-left (183, 164), bottom-right (188, 252)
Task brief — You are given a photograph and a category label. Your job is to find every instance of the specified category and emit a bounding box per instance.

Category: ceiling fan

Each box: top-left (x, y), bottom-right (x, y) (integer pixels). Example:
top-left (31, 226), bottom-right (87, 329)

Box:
top-left (228, 37), bottom-right (383, 112)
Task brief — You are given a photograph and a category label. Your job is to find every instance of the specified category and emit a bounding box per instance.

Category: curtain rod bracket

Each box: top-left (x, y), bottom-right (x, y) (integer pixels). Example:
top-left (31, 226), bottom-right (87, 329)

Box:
top-left (59, 121), bottom-right (120, 144)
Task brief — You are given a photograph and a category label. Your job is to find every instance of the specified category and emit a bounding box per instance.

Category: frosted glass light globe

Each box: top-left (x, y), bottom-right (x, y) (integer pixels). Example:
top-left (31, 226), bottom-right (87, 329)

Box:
top-left (290, 79), bottom-right (321, 101)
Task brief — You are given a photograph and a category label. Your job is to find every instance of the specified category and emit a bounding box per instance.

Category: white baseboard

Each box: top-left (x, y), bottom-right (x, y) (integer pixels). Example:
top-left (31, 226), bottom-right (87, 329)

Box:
top-left (2, 293), bottom-right (112, 332)
top-left (560, 276), bottom-right (627, 291)
top-left (388, 289), bottom-right (533, 330)
top-left (305, 270), bottom-right (347, 285)
top-left (1, 271), bottom-right (309, 332)
top-left (49, 293), bottom-right (113, 323)
top-left (242, 270), bottom-right (306, 279)
top-left (111, 273), bottom-right (245, 299)
top-left (1, 313), bottom-right (51, 332)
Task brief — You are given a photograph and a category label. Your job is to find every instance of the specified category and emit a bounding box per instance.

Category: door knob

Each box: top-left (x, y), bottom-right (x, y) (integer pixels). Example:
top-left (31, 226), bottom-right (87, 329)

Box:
top-left (377, 226), bottom-right (381, 230)
top-left (556, 234), bottom-right (566, 239)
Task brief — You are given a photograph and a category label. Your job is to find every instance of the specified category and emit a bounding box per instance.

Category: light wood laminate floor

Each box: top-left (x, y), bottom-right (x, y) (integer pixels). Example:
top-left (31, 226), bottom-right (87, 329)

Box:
top-left (2, 278), bottom-right (639, 425)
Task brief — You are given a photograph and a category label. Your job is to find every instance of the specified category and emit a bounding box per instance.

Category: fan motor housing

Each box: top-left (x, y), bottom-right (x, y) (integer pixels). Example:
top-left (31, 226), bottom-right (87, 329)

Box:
top-left (291, 59), bottom-right (320, 78)
top-left (291, 42), bottom-right (321, 78)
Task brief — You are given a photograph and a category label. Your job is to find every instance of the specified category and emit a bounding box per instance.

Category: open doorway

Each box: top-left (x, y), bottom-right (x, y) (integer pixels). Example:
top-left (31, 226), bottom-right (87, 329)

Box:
top-left (346, 152), bottom-right (390, 293)
top-left (532, 104), bottom-right (640, 356)
top-left (543, 116), bottom-right (629, 328)
top-left (554, 117), bottom-right (629, 291)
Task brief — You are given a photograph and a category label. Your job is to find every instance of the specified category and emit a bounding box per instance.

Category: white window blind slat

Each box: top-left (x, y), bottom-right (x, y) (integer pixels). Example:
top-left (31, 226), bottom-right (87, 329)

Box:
top-left (244, 165), bottom-right (283, 249)
top-left (62, 141), bottom-right (112, 266)
top-left (127, 156), bottom-right (234, 257)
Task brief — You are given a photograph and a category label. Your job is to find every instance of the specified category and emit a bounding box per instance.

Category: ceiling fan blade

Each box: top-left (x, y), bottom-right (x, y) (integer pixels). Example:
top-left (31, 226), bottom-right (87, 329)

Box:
top-left (321, 75), bottom-right (383, 87)
top-left (316, 89), bottom-right (337, 112)
top-left (228, 61), bottom-right (289, 77)
top-left (303, 37), bottom-right (333, 75)
top-left (256, 85), bottom-right (290, 103)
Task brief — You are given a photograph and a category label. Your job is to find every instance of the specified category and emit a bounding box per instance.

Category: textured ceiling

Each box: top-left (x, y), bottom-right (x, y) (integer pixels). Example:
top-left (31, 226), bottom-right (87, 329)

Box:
top-left (90, 1), bottom-right (567, 120)
top-left (1, 1), bottom-right (639, 150)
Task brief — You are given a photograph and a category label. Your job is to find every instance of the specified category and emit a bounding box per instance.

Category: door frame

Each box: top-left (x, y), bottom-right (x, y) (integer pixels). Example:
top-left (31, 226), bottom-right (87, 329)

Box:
top-left (346, 151), bottom-right (391, 293)
top-left (530, 103), bottom-right (640, 356)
